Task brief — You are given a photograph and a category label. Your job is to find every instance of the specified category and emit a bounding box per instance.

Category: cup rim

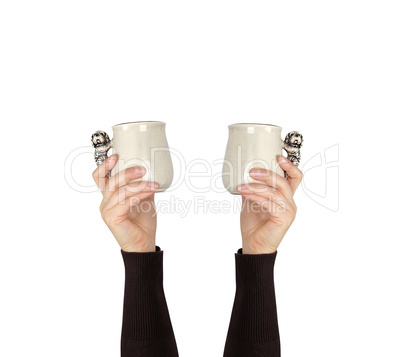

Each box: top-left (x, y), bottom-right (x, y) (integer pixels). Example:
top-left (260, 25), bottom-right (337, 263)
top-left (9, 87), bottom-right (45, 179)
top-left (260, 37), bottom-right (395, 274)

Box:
top-left (229, 123), bottom-right (282, 129)
top-left (113, 121), bottom-right (166, 128)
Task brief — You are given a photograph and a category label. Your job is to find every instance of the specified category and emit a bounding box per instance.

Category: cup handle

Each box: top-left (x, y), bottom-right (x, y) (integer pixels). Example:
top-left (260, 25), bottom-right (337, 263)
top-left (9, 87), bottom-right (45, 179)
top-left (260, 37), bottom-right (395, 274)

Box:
top-left (91, 130), bottom-right (113, 167)
top-left (282, 131), bottom-right (303, 177)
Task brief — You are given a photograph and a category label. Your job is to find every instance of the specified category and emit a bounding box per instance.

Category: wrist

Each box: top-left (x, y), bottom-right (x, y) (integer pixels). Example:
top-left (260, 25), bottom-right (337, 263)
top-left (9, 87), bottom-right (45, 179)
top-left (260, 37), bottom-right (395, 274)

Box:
top-left (121, 241), bottom-right (156, 253)
top-left (242, 241), bottom-right (277, 255)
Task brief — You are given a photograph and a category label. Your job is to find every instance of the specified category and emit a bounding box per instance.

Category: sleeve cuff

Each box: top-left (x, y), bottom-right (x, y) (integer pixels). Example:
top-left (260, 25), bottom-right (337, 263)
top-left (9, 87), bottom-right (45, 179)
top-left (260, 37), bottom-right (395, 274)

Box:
top-left (121, 246), bottom-right (163, 291)
top-left (235, 248), bottom-right (277, 288)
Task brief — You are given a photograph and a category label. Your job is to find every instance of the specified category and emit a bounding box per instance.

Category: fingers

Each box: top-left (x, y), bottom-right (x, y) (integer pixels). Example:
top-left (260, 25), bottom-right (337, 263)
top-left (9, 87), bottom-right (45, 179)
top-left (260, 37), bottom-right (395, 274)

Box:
top-left (241, 194), bottom-right (287, 215)
top-left (244, 156), bottom-right (303, 199)
top-left (277, 155), bottom-right (303, 193)
top-left (237, 182), bottom-right (282, 199)
top-left (105, 166), bottom-right (147, 198)
top-left (237, 183), bottom-right (296, 212)
top-left (105, 192), bottom-right (156, 219)
top-left (101, 181), bottom-right (159, 211)
top-left (92, 154), bottom-right (118, 193)
top-left (248, 168), bottom-right (294, 201)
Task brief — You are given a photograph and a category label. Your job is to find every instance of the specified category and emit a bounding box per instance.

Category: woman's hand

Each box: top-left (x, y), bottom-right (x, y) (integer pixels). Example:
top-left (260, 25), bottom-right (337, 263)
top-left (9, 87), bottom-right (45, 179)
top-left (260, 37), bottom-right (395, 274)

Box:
top-left (237, 155), bottom-right (303, 254)
top-left (92, 154), bottom-right (159, 253)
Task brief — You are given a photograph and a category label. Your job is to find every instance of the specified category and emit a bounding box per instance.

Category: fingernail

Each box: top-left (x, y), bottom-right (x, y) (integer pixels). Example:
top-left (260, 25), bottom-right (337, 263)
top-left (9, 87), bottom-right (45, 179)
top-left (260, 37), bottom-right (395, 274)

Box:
top-left (278, 155), bottom-right (289, 164)
top-left (147, 182), bottom-right (159, 190)
top-left (237, 184), bottom-right (247, 191)
top-left (250, 168), bottom-right (268, 175)
top-left (131, 166), bottom-right (146, 175)
top-left (106, 155), bottom-right (117, 163)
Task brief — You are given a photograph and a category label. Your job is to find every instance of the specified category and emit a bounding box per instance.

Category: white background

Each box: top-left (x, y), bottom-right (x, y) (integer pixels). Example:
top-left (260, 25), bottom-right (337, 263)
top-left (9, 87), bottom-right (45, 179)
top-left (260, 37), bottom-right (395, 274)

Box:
top-left (1, 1), bottom-right (401, 356)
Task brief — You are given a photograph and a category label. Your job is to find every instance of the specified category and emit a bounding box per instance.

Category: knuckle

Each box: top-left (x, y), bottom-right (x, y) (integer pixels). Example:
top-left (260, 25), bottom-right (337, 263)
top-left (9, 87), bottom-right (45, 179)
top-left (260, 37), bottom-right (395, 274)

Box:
top-left (282, 206), bottom-right (296, 224)
top-left (297, 169), bottom-right (303, 180)
top-left (284, 214), bottom-right (295, 225)
top-left (289, 208), bottom-right (297, 221)
top-left (101, 210), bottom-right (111, 225)
top-left (100, 207), bottom-right (106, 220)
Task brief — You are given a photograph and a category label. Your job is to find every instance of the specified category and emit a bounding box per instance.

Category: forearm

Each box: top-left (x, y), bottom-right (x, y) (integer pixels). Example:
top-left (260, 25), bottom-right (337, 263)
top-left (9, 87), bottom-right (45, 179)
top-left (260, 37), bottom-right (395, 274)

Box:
top-left (223, 249), bottom-right (280, 357)
top-left (121, 246), bottom-right (178, 357)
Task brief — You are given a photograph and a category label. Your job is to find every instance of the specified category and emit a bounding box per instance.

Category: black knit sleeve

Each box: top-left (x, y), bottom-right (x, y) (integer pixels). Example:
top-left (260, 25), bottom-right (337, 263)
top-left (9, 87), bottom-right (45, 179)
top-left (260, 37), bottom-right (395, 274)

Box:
top-left (223, 249), bottom-right (280, 357)
top-left (120, 246), bottom-right (179, 357)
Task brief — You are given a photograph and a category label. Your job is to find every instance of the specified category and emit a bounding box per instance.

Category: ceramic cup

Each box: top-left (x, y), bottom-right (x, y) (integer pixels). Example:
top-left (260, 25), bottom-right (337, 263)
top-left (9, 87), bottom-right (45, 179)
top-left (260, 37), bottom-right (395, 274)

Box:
top-left (91, 121), bottom-right (173, 192)
top-left (222, 123), bottom-right (303, 194)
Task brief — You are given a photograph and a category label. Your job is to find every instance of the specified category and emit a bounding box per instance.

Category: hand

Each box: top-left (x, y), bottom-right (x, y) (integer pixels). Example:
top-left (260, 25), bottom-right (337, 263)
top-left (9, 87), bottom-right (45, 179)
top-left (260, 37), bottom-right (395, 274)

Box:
top-left (92, 154), bottom-right (159, 253)
top-left (237, 155), bottom-right (303, 254)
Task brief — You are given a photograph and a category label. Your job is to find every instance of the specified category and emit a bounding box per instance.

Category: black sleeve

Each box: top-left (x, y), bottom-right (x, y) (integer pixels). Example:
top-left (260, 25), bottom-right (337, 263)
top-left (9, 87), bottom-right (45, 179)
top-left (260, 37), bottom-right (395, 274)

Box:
top-left (120, 246), bottom-right (179, 357)
top-left (223, 249), bottom-right (280, 357)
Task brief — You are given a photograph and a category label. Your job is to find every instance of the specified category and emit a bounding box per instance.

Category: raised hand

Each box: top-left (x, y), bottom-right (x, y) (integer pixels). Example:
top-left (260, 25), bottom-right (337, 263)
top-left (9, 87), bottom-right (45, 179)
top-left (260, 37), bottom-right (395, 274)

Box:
top-left (92, 154), bottom-right (159, 253)
top-left (237, 155), bottom-right (303, 254)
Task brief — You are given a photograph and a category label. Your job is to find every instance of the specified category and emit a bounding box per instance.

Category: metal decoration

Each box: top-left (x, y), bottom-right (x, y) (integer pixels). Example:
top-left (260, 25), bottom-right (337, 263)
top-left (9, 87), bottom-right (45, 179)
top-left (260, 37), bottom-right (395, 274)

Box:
top-left (91, 130), bottom-right (113, 166)
top-left (282, 131), bottom-right (303, 178)
top-left (282, 131), bottom-right (303, 167)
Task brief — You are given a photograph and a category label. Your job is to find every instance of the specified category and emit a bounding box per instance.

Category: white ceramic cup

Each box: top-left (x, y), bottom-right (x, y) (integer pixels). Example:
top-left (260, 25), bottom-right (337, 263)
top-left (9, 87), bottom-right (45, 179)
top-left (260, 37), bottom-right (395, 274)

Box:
top-left (91, 121), bottom-right (173, 192)
top-left (222, 123), bottom-right (303, 194)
